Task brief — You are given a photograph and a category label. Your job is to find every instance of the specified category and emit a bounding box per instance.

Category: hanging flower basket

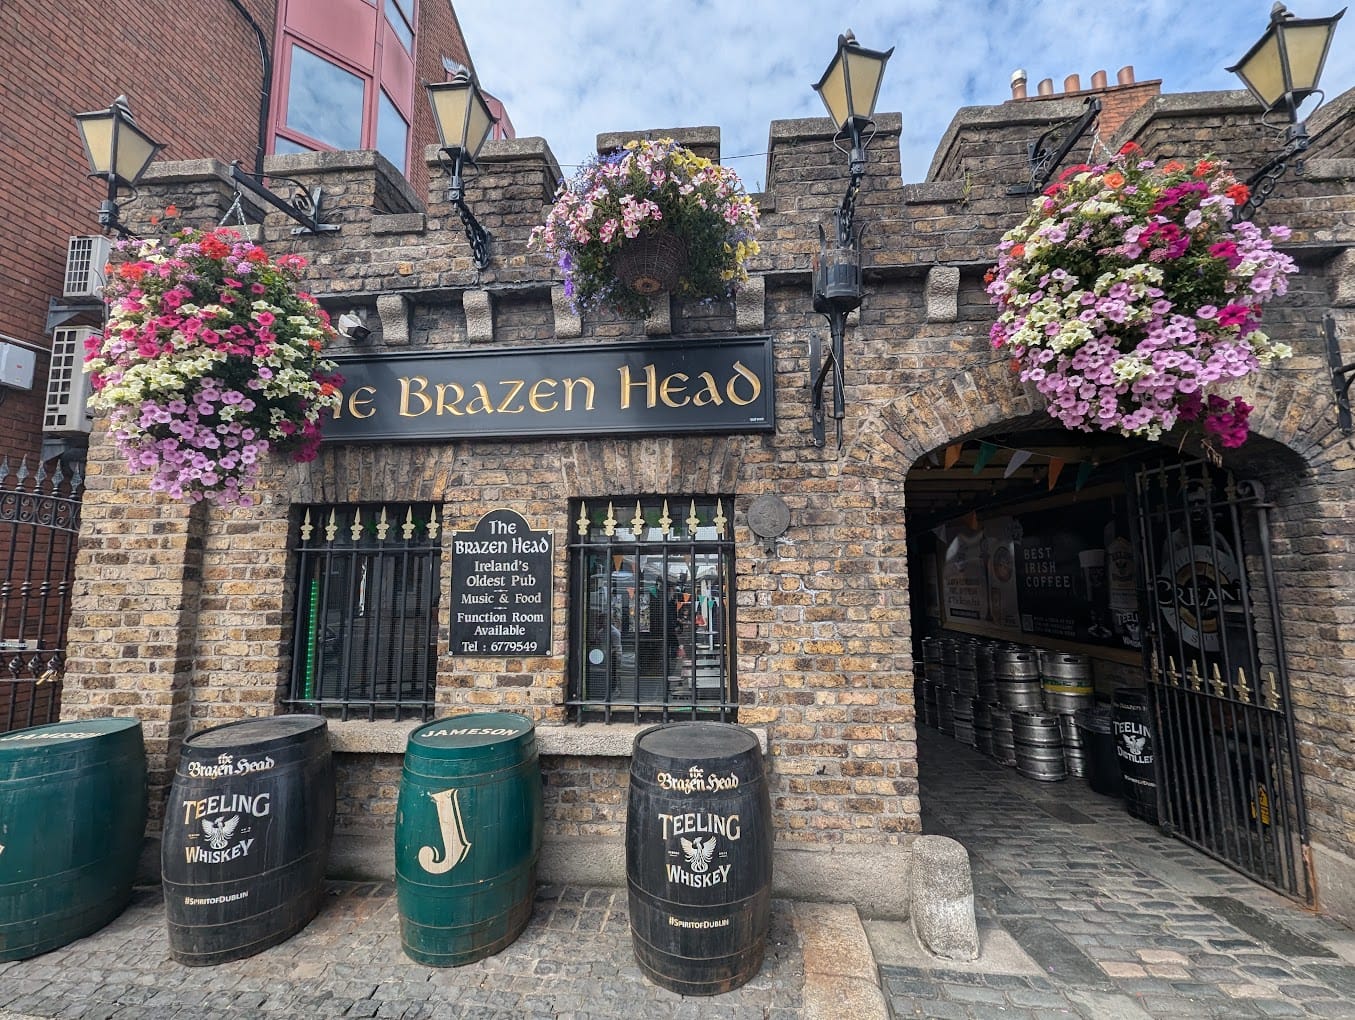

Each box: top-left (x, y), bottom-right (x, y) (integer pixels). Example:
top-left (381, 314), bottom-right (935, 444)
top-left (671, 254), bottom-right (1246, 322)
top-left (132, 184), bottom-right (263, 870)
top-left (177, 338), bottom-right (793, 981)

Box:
top-left (84, 227), bottom-right (343, 508)
top-left (613, 230), bottom-right (689, 296)
top-left (529, 138), bottom-right (760, 318)
top-left (986, 145), bottom-right (1297, 449)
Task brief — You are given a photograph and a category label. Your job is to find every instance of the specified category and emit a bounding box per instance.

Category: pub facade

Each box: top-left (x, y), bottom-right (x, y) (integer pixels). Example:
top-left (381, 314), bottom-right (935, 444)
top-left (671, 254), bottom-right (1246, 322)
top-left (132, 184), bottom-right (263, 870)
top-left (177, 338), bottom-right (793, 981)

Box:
top-left (59, 81), bottom-right (1355, 923)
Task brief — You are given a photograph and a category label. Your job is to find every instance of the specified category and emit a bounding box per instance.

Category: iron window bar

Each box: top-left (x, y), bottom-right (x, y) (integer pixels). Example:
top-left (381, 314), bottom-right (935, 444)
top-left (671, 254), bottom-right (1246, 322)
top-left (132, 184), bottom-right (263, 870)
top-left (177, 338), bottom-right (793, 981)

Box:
top-left (567, 497), bottom-right (737, 723)
top-left (287, 503), bottom-right (441, 721)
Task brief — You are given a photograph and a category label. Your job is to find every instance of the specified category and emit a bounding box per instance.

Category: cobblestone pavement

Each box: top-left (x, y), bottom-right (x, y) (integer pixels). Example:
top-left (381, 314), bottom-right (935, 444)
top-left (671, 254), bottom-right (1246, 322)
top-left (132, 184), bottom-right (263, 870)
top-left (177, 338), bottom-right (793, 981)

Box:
top-left (873, 728), bottom-right (1355, 1019)
top-left (0, 884), bottom-right (805, 1019)
top-left (6, 728), bottom-right (1355, 1019)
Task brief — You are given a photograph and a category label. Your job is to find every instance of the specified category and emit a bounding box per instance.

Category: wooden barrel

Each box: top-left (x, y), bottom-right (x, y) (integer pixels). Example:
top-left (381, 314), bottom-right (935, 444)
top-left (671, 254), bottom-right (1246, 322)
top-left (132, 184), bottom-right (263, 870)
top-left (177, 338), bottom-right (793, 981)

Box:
top-left (1113, 688), bottom-right (1158, 823)
top-left (626, 722), bottom-right (773, 996)
top-left (0, 718), bottom-right (146, 961)
top-left (396, 712), bottom-right (542, 966)
top-left (161, 715), bottom-right (335, 965)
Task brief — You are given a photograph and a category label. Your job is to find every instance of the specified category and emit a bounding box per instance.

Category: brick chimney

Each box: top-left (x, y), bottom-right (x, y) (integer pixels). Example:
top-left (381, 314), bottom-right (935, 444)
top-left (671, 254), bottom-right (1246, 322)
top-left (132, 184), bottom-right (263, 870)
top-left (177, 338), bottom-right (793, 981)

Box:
top-left (1006, 63), bottom-right (1161, 138)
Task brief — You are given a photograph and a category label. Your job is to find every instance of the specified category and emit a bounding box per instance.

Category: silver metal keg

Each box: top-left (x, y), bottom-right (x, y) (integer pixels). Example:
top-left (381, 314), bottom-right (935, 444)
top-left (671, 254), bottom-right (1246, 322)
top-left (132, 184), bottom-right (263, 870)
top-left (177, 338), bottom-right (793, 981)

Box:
top-left (1013, 710), bottom-right (1067, 781)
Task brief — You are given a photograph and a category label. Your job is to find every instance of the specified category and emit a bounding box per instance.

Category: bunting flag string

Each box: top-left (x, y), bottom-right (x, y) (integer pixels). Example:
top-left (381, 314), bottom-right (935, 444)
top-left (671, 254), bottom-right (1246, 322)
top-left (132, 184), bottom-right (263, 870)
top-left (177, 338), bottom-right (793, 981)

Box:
top-left (1003, 449), bottom-right (1032, 479)
top-left (931, 437), bottom-right (1113, 497)
top-left (1047, 457), bottom-right (1066, 491)
top-left (972, 442), bottom-right (997, 475)
top-left (1075, 461), bottom-right (1096, 491)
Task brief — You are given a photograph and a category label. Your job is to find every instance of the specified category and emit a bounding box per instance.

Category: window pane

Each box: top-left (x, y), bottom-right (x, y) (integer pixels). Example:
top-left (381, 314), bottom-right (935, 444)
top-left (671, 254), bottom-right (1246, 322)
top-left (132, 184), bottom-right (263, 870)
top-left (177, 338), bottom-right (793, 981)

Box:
top-left (377, 90), bottom-right (409, 174)
top-left (272, 136), bottom-right (315, 156)
top-left (570, 497), bottom-right (735, 723)
top-left (289, 503), bottom-right (441, 721)
top-left (385, 0), bottom-right (413, 50)
top-left (286, 45), bottom-right (364, 151)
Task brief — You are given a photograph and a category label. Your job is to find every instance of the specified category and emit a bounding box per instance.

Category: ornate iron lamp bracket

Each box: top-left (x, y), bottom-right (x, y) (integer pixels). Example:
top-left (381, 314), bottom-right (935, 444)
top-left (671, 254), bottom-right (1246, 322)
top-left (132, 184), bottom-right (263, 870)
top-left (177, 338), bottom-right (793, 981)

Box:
top-left (1325, 312), bottom-right (1355, 434)
top-left (1007, 97), bottom-right (1102, 196)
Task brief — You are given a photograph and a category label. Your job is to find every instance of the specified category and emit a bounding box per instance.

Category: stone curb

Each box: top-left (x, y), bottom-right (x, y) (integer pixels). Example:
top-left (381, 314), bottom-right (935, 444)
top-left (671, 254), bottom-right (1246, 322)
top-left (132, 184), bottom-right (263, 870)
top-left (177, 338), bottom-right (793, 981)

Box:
top-left (793, 902), bottom-right (889, 1020)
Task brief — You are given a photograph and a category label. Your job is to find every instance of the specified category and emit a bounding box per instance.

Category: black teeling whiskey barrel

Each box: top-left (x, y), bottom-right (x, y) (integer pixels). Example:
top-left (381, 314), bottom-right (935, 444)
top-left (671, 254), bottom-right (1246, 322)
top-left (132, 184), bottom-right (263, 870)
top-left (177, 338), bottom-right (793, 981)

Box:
top-left (161, 715), bottom-right (335, 965)
top-left (1113, 688), bottom-right (1158, 824)
top-left (626, 722), bottom-right (772, 996)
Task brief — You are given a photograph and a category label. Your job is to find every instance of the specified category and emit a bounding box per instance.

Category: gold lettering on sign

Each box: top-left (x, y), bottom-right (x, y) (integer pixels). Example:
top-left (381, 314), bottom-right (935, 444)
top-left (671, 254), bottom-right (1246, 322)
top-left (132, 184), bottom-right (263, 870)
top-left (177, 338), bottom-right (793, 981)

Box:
top-left (660, 372), bottom-right (690, 407)
top-left (691, 372), bottom-right (724, 406)
top-left (618, 364), bottom-right (656, 409)
top-left (497, 379), bottom-right (526, 413)
top-left (436, 383), bottom-right (465, 415)
top-left (727, 361), bottom-right (762, 405)
top-left (464, 382), bottom-right (495, 415)
top-left (529, 379), bottom-right (558, 412)
top-left (400, 376), bottom-right (432, 417)
top-left (562, 377), bottom-right (595, 411)
top-left (331, 385), bottom-right (378, 419)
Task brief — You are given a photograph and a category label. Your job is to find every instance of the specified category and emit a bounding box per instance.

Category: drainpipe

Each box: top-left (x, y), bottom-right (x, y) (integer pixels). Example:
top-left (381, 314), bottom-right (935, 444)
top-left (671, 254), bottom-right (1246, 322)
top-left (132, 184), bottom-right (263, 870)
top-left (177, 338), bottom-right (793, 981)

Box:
top-left (226, 0), bottom-right (272, 177)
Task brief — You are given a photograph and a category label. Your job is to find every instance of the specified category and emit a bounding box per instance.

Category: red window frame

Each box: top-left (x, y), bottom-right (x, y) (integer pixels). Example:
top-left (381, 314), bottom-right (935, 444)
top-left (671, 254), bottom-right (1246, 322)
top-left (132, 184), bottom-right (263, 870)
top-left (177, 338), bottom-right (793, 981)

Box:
top-left (270, 0), bottom-right (418, 173)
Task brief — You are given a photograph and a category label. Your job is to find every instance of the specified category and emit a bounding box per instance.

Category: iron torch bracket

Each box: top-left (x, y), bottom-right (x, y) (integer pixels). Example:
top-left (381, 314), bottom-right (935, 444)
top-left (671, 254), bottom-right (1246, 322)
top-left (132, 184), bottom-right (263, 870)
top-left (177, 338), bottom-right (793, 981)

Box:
top-left (1324, 312), bottom-right (1355, 435)
top-left (810, 222), bottom-right (863, 451)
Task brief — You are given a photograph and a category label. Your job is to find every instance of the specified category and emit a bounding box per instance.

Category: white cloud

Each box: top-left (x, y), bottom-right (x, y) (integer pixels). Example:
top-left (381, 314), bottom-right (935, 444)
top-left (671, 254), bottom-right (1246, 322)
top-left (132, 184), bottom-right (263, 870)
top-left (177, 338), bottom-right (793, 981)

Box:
top-left (456, 0), bottom-right (1354, 188)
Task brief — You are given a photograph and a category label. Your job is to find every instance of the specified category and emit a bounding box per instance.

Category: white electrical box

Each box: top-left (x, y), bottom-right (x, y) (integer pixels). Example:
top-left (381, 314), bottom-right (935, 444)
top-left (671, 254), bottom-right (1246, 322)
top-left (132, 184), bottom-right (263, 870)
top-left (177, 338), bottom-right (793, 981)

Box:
top-left (0, 341), bottom-right (36, 390)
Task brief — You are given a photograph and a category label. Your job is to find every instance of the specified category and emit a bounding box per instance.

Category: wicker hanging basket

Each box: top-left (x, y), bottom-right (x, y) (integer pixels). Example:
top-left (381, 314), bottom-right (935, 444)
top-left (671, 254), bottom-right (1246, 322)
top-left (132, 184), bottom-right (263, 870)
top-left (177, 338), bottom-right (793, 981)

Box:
top-left (613, 230), bottom-right (689, 296)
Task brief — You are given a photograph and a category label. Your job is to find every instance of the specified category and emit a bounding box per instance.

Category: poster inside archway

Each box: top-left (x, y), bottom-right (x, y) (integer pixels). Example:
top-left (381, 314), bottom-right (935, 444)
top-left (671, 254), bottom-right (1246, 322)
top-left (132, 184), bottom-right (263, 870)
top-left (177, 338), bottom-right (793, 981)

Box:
top-left (931, 494), bottom-right (1141, 653)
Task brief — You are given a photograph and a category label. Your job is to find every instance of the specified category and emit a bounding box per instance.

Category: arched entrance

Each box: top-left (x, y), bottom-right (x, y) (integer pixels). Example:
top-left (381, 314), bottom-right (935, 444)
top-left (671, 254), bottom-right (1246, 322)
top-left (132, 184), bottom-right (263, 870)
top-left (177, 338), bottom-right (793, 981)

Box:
top-left (879, 369), bottom-right (1317, 904)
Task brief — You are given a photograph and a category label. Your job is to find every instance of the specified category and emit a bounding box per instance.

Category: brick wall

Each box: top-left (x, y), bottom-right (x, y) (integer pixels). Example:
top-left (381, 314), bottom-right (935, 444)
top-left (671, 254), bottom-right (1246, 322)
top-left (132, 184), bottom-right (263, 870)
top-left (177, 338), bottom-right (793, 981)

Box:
top-left (0, 0), bottom-right (272, 474)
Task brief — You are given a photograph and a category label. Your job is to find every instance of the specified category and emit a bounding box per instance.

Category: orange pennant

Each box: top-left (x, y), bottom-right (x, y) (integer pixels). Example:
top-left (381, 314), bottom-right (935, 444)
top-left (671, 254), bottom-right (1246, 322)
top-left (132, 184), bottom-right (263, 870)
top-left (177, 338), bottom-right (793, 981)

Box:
top-left (943, 444), bottom-right (963, 470)
top-left (1047, 457), bottom-right (1066, 491)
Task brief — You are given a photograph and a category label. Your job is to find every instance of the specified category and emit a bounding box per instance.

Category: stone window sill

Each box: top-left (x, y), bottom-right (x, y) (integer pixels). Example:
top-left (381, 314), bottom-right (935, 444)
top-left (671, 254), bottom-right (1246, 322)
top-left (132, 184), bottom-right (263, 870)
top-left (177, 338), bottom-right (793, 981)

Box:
top-left (326, 719), bottom-right (767, 757)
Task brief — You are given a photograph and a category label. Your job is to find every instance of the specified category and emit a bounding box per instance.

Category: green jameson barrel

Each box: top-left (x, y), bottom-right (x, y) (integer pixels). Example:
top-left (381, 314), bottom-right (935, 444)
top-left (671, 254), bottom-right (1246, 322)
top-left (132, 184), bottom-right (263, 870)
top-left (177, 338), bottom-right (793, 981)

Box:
top-left (396, 712), bottom-right (543, 966)
top-left (0, 718), bottom-right (147, 961)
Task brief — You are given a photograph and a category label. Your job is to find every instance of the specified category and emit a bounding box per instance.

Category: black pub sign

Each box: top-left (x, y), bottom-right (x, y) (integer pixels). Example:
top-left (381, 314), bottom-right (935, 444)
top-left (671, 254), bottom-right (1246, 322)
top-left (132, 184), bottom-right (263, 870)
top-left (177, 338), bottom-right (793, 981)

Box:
top-left (323, 336), bottom-right (774, 442)
top-left (449, 509), bottom-right (552, 657)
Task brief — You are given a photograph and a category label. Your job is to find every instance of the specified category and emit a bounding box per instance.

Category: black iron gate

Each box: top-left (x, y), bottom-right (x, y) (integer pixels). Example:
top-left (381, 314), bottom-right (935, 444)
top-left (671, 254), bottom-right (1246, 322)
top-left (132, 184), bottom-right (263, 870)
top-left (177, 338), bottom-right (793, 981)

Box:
top-left (0, 457), bottom-right (84, 732)
top-left (1134, 459), bottom-right (1311, 902)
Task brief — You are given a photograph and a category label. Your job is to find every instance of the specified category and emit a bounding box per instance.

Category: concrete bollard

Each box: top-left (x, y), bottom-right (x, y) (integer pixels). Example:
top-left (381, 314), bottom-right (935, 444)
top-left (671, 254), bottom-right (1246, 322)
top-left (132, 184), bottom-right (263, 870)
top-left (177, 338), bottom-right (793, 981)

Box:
top-left (908, 835), bottom-right (979, 961)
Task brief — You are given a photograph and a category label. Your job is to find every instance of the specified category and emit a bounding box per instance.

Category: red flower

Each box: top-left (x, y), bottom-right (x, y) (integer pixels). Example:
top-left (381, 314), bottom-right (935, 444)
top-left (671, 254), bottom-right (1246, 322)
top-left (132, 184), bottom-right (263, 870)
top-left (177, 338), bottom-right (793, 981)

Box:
top-left (1226, 182), bottom-right (1250, 205)
top-left (200, 235), bottom-right (230, 259)
top-left (1118, 141), bottom-right (1141, 155)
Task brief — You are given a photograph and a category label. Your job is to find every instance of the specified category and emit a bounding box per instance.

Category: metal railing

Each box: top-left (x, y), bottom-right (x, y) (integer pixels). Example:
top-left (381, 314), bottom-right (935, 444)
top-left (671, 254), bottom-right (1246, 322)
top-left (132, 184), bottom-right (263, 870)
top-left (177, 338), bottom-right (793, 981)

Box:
top-left (0, 457), bottom-right (84, 732)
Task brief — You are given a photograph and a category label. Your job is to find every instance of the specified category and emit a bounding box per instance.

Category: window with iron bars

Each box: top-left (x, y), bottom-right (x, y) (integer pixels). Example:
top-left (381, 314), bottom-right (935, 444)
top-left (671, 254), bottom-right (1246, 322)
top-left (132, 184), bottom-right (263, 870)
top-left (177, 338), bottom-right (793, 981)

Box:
top-left (568, 496), bottom-right (736, 723)
top-left (287, 503), bottom-right (441, 720)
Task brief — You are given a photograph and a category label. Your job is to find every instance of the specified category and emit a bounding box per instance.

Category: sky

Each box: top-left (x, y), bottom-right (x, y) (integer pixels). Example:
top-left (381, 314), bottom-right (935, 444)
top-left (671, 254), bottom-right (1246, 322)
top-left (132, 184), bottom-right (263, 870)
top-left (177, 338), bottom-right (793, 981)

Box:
top-left (454, 0), bottom-right (1355, 190)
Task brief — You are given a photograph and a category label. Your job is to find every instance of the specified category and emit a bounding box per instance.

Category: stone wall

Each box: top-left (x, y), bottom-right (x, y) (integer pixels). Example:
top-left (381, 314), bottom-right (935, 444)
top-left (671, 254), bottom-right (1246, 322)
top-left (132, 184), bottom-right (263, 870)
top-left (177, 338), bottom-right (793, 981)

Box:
top-left (59, 86), bottom-right (1355, 920)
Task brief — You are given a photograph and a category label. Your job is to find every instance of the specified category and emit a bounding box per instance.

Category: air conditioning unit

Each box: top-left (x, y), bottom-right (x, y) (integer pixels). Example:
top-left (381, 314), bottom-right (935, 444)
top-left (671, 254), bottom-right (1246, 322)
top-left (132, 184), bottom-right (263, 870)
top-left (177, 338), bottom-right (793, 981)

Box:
top-left (44, 326), bottom-right (95, 434)
top-left (63, 235), bottom-right (111, 299)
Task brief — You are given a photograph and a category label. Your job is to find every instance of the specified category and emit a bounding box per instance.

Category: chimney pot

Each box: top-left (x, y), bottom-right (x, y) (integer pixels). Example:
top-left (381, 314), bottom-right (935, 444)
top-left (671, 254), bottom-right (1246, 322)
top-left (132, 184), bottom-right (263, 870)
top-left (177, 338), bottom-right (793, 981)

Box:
top-left (1091, 69), bottom-right (1108, 89)
top-left (1038, 78), bottom-right (1054, 96)
top-left (1117, 65), bottom-right (1135, 85)
top-left (1010, 68), bottom-right (1028, 99)
top-left (1064, 73), bottom-right (1082, 93)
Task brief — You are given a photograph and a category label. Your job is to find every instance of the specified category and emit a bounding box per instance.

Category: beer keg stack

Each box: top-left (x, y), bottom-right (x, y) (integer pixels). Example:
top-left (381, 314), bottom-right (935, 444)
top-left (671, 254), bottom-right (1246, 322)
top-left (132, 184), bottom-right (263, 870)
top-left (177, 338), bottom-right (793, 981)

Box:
top-left (1039, 651), bottom-right (1094, 778)
top-left (950, 639), bottom-right (979, 748)
top-left (916, 634), bottom-right (1110, 786)
top-left (935, 638), bottom-right (956, 737)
